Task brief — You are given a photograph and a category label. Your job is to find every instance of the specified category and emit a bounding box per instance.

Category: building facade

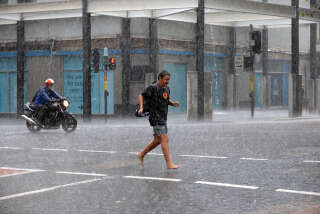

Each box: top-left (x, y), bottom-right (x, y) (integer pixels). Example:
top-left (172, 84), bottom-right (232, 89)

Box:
top-left (0, 0), bottom-right (318, 115)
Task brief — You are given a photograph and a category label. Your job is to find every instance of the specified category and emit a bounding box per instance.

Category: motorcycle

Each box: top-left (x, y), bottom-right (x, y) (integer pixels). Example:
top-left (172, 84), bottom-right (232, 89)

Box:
top-left (21, 98), bottom-right (77, 133)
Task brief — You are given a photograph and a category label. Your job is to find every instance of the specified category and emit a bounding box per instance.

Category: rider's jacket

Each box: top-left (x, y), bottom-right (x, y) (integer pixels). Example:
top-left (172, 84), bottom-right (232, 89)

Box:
top-left (34, 86), bottom-right (62, 107)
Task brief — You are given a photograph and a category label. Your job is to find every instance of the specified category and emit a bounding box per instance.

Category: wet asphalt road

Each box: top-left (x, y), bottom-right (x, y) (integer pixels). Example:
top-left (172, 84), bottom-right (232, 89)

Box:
top-left (0, 110), bottom-right (320, 214)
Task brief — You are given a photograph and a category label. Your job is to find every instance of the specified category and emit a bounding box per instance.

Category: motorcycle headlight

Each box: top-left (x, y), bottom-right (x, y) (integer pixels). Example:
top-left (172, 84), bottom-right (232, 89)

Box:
top-left (62, 100), bottom-right (70, 108)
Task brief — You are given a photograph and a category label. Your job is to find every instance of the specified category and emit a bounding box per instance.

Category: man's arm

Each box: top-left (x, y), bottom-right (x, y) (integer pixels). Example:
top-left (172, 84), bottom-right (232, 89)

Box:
top-left (169, 99), bottom-right (179, 107)
top-left (138, 94), bottom-right (144, 115)
top-left (51, 89), bottom-right (63, 99)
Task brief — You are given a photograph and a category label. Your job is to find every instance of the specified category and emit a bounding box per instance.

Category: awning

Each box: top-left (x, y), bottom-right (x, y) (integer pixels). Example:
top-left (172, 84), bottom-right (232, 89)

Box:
top-left (0, 0), bottom-right (318, 27)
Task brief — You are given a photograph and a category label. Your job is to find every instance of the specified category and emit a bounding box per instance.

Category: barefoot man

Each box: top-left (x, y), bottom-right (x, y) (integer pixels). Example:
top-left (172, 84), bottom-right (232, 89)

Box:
top-left (137, 70), bottom-right (180, 169)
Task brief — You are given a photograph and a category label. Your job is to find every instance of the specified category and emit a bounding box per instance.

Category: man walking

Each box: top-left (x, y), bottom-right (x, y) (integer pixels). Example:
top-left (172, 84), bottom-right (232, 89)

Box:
top-left (137, 70), bottom-right (180, 169)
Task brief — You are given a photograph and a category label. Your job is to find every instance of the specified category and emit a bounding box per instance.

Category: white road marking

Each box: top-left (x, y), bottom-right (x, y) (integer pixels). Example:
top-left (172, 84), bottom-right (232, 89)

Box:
top-left (124, 176), bottom-right (181, 182)
top-left (240, 158), bottom-right (269, 161)
top-left (56, 171), bottom-right (108, 177)
top-left (195, 181), bottom-right (259, 190)
top-left (179, 154), bottom-right (228, 159)
top-left (0, 167), bottom-right (44, 172)
top-left (78, 150), bottom-right (117, 154)
top-left (0, 147), bottom-right (22, 150)
top-left (213, 112), bottom-right (227, 115)
top-left (303, 160), bottom-right (320, 163)
top-left (0, 167), bottom-right (45, 178)
top-left (276, 189), bottom-right (320, 197)
top-left (0, 178), bottom-right (102, 201)
top-left (128, 152), bottom-right (138, 155)
top-left (32, 148), bottom-right (68, 152)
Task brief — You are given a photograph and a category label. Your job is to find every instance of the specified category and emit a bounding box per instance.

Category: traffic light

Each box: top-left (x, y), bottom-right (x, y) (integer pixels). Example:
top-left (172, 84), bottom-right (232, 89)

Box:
top-left (244, 56), bottom-right (254, 70)
top-left (93, 48), bottom-right (100, 73)
top-left (251, 31), bottom-right (261, 54)
top-left (108, 57), bottom-right (116, 70)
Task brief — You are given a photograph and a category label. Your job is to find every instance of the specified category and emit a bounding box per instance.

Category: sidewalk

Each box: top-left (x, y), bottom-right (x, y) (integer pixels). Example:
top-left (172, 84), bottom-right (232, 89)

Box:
top-left (1, 109), bottom-right (320, 126)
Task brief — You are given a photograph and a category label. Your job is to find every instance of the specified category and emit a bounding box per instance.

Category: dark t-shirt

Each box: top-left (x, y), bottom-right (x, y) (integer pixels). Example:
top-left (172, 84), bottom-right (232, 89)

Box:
top-left (142, 83), bottom-right (170, 126)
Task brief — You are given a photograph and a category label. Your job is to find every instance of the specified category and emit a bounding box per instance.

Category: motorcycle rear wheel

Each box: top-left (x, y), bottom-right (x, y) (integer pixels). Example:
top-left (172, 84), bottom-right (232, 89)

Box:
top-left (62, 115), bottom-right (77, 133)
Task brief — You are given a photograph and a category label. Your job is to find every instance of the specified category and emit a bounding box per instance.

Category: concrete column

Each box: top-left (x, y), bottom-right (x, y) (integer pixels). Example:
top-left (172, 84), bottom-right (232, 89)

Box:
top-left (229, 27), bottom-right (239, 110)
top-left (290, 0), bottom-right (302, 117)
top-left (16, 20), bottom-right (24, 116)
top-left (121, 18), bottom-right (131, 109)
top-left (316, 79), bottom-right (320, 114)
top-left (307, 80), bottom-right (315, 113)
top-left (262, 26), bottom-right (269, 109)
top-left (149, 18), bottom-right (158, 81)
top-left (310, 0), bottom-right (317, 113)
top-left (187, 71), bottom-right (213, 121)
top-left (82, 0), bottom-right (91, 121)
top-left (196, 0), bottom-right (205, 120)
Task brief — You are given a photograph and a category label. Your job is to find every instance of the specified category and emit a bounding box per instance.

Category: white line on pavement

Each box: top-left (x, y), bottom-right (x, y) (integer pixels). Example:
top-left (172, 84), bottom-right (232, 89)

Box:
top-left (195, 181), bottom-right (259, 190)
top-left (0, 167), bottom-right (45, 178)
top-left (124, 176), bottom-right (181, 182)
top-left (179, 154), bottom-right (228, 159)
top-left (78, 150), bottom-right (117, 154)
top-left (32, 148), bottom-right (68, 152)
top-left (0, 147), bottom-right (22, 150)
top-left (0, 178), bottom-right (102, 201)
top-left (276, 189), bottom-right (320, 197)
top-left (56, 171), bottom-right (108, 177)
top-left (240, 158), bottom-right (269, 161)
top-left (128, 152), bottom-right (138, 155)
top-left (303, 160), bottom-right (320, 163)
top-left (0, 167), bottom-right (44, 172)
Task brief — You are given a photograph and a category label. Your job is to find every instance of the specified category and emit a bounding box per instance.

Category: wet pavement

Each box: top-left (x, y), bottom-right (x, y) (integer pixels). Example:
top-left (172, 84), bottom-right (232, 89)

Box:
top-left (0, 110), bottom-right (320, 214)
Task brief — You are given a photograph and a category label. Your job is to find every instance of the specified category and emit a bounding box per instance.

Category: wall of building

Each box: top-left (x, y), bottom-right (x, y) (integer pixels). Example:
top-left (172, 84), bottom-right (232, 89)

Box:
top-left (27, 56), bottom-right (63, 100)
top-left (0, 5), bottom-right (316, 114)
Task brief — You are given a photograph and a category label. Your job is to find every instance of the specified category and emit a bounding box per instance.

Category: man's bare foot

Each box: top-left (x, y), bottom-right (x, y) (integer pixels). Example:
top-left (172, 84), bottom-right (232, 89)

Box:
top-left (137, 153), bottom-right (144, 167)
top-left (167, 162), bottom-right (180, 169)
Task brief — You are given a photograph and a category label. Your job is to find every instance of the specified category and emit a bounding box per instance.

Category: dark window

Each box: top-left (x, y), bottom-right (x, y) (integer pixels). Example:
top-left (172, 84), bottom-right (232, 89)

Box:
top-left (0, 0), bottom-right (8, 4)
top-left (18, 0), bottom-right (35, 3)
top-left (130, 65), bottom-right (151, 81)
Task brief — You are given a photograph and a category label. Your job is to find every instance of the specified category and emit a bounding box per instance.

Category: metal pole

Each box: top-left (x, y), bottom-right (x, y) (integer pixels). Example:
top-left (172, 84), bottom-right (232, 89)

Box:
top-left (17, 20), bottom-right (25, 116)
top-left (196, 0), bottom-right (205, 120)
top-left (103, 48), bottom-right (109, 121)
top-left (249, 24), bottom-right (255, 119)
top-left (82, 0), bottom-right (92, 121)
top-left (104, 73), bottom-right (108, 122)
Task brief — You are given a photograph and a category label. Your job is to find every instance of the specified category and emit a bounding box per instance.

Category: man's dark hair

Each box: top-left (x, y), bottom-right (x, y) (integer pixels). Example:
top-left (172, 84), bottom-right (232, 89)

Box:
top-left (157, 70), bottom-right (170, 80)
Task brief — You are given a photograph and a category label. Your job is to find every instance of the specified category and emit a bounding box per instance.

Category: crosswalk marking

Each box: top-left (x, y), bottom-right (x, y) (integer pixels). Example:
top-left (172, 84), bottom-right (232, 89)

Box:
top-left (124, 176), bottom-right (181, 182)
top-left (195, 181), bottom-right (259, 190)
top-left (276, 189), bottom-right (320, 197)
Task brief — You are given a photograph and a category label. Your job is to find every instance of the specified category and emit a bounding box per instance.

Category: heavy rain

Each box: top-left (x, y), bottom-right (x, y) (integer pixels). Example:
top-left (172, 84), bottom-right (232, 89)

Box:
top-left (0, 0), bottom-right (320, 213)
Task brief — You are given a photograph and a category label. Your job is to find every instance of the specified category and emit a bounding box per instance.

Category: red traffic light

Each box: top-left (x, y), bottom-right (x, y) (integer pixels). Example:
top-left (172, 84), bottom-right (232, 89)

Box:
top-left (109, 57), bottom-right (115, 64)
top-left (108, 57), bottom-right (116, 70)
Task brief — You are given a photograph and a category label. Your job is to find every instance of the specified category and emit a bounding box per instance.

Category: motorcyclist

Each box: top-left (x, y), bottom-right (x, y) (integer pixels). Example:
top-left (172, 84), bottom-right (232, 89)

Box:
top-left (34, 78), bottom-right (62, 125)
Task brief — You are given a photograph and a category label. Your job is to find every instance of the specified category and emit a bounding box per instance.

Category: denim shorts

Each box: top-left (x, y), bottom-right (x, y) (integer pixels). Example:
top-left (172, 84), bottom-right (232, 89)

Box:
top-left (153, 125), bottom-right (168, 136)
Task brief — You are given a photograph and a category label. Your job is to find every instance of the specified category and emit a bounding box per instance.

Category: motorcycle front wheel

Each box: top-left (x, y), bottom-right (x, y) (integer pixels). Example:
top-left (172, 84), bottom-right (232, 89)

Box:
top-left (62, 115), bottom-right (77, 133)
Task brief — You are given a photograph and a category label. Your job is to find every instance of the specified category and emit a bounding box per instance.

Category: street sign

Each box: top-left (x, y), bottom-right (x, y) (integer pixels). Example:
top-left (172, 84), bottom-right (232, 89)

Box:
top-left (235, 55), bottom-right (244, 73)
top-left (103, 47), bottom-right (108, 56)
